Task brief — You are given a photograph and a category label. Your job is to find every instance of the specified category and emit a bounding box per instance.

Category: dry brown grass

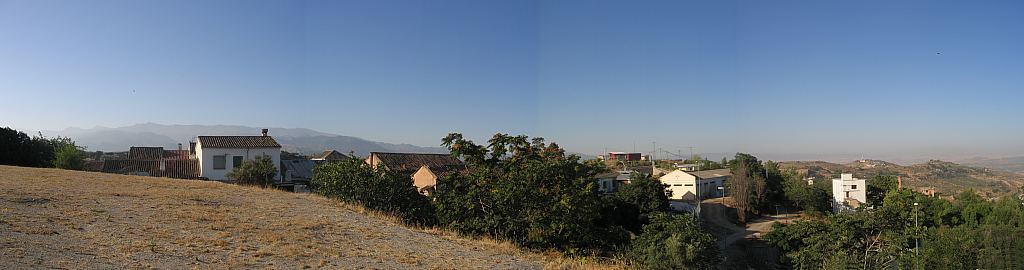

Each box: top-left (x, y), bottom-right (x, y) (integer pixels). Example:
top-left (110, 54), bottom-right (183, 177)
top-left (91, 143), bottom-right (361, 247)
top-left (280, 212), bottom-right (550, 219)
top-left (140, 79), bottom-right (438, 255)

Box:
top-left (1, 165), bottom-right (579, 269)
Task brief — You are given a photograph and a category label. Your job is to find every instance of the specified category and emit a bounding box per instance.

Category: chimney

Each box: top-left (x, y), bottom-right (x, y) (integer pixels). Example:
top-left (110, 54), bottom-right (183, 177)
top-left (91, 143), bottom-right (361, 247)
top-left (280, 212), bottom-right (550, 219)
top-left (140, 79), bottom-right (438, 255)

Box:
top-left (261, 128), bottom-right (269, 137)
top-left (189, 141), bottom-right (196, 155)
top-left (178, 143), bottom-right (183, 151)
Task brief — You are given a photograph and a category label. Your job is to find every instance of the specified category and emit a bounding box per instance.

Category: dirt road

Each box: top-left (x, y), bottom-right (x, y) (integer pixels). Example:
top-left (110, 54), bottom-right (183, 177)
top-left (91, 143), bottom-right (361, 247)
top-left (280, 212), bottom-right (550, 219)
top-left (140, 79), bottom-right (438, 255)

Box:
top-left (700, 197), bottom-right (799, 269)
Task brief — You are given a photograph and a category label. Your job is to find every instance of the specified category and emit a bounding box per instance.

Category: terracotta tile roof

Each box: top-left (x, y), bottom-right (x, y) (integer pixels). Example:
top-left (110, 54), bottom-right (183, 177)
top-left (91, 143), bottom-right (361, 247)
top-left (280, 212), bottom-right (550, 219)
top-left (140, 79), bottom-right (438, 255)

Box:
top-left (163, 150), bottom-right (191, 160)
top-left (197, 136), bottom-right (281, 149)
top-left (99, 159), bottom-right (200, 179)
top-left (311, 150), bottom-right (350, 161)
top-left (128, 147), bottom-right (165, 160)
top-left (369, 152), bottom-right (462, 173)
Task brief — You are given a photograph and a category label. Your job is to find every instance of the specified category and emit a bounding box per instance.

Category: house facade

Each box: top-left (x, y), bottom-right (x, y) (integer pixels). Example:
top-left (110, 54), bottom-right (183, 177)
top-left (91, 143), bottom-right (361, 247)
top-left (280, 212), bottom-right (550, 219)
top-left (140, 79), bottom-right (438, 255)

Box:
top-left (659, 169), bottom-right (731, 201)
top-left (365, 152), bottom-right (463, 195)
top-left (832, 173), bottom-right (866, 212)
top-left (195, 131), bottom-right (282, 181)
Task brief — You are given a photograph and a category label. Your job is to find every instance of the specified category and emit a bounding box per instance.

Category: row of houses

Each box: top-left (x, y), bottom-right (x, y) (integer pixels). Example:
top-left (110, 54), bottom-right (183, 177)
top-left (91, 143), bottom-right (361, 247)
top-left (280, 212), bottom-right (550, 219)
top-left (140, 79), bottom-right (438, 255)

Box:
top-left (84, 129), bottom-right (467, 194)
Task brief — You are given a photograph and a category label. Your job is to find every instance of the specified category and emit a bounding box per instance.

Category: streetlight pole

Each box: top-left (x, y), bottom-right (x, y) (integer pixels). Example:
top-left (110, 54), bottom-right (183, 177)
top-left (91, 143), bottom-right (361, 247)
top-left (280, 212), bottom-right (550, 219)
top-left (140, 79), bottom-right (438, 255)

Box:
top-left (913, 202), bottom-right (919, 255)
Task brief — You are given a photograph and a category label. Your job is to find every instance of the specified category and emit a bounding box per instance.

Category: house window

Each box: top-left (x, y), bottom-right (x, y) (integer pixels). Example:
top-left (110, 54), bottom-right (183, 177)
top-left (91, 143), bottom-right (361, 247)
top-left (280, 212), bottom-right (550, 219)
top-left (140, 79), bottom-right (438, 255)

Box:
top-left (684, 184), bottom-right (693, 186)
top-left (673, 184), bottom-right (683, 186)
top-left (233, 156), bottom-right (244, 168)
top-left (213, 155), bottom-right (226, 170)
top-left (851, 185), bottom-right (857, 190)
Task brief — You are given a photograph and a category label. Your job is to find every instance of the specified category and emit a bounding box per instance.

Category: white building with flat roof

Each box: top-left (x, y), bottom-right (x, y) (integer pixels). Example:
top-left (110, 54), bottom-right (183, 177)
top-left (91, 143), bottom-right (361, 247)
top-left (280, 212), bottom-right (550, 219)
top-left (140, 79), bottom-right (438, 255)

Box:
top-left (832, 173), bottom-right (866, 213)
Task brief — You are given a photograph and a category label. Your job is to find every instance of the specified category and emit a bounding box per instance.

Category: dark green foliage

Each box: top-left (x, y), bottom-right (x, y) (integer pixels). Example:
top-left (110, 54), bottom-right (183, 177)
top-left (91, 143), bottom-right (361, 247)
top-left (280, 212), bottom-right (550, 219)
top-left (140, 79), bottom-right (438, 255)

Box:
top-left (617, 173), bottom-right (670, 216)
top-left (630, 212), bottom-right (720, 270)
top-left (0, 127), bottom-right (74, 168)
top-left (603, 173), bottom-right (671, 233)
top-left (311, 157), bottom-right (435, 226)
top-left (867, 175), bottom-right (898, 207)
top-left (768, 188), bottom-right (1024, 269)
top-left (433, 133), bottom-right (626, 251)
top-left (54, 142), bottom-right (85, 170)
top-left (226, 155), bottom-right (278, 187)
top-left (782, 172), bottom-right (831, 213)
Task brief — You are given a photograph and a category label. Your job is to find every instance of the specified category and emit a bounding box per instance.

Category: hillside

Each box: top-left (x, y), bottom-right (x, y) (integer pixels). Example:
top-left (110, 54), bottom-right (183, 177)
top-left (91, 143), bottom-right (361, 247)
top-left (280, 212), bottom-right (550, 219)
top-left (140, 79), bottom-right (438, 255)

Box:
top-left (961, 156), bottom-right (1024, 174)
top-left (778, 159), bottom-right (1024, 197)
top-left (0, 166), bottom-right (542, 269)
top-left (43, 123), bottom-right (446, 155)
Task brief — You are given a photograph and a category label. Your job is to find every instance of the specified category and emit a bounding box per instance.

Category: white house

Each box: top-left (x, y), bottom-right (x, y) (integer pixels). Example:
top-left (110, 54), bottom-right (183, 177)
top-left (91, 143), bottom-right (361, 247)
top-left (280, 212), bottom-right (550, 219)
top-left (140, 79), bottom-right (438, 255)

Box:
top-left (659, 169), bottom-right (731, 201)
top-left (194, 129), bottom-right (282, 181)
top-left (832, 173), bottom-right (867, 213)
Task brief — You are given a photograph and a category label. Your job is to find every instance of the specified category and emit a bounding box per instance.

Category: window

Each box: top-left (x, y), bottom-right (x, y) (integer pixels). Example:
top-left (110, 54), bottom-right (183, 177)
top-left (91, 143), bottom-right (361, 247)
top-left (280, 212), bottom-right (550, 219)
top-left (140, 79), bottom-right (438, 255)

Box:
top-left (684, 184), bottom-right (693, 186)
top-left (851, 185), bottom-right (857, 189)
top-left (673, 184), bottom-right (683, 186)
top-left (233, 156), bottom-right (244, 168)
top-left (213, 155), bottom-right (226, 170)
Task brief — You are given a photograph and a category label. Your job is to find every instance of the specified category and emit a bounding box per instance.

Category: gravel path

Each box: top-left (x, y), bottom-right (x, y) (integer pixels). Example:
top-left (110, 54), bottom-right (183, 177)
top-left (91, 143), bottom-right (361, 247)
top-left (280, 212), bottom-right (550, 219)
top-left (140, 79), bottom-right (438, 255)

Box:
top-left (0, 165), bottom-right (543, 269)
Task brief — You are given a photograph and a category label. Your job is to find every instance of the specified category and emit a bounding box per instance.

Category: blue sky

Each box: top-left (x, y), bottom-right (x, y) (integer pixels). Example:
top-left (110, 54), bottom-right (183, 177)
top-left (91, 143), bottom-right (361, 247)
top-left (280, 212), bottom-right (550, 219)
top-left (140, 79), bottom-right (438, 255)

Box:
top-left (1, 0), bottom-right (1023, 159)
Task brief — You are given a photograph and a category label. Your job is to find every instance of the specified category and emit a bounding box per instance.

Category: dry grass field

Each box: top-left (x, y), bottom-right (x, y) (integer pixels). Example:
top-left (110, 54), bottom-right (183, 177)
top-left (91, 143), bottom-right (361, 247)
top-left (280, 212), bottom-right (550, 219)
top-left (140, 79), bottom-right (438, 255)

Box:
top-left (0, 165), bottom-right (564, 269)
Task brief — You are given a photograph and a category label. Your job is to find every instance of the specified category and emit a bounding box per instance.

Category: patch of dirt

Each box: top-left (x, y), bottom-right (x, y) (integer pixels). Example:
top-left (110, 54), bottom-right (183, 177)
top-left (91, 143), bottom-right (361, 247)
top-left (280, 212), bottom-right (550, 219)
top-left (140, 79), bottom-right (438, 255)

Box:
top-left (0, 165), bottom-right (544, 269)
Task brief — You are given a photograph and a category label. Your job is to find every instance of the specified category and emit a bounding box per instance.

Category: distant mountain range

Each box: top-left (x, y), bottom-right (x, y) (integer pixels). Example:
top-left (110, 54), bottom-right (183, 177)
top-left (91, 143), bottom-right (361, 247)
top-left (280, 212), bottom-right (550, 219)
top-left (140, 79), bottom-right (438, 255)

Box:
top-left (778, 159), bottom-right (1024, 198)
top-left (44, 123), bottom-right (447, 156)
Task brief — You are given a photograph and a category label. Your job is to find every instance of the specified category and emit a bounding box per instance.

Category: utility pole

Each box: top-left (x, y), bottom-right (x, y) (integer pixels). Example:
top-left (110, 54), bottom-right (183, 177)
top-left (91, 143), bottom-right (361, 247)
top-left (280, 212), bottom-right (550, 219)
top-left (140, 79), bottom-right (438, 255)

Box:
top-left (652, 141), bottom-right (656, 161)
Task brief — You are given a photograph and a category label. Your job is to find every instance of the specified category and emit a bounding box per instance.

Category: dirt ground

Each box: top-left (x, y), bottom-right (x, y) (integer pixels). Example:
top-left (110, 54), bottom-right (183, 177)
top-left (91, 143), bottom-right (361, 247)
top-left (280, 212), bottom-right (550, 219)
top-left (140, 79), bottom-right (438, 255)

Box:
top-left (699, 197), bottom-right (800, 270)
top-left (0, 165), bottom-right (546, 269)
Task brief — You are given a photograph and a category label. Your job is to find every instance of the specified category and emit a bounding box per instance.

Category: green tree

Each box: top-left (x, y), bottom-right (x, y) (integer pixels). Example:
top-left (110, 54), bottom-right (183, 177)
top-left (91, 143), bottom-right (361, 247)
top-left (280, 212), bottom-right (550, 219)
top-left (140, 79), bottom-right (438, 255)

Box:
top-left (226, 155), bottom-right (277, 187)
top-left (433, 133), bottom-right (625, 250)
top-left (630, 212), bottom-right (720, 269)
top-left (54, 143), bottom-right (85, 170)
top-left (867, 175), bottom-right (898, 207)
top-left (604, 173), bottom-right (671, 233)
top-left (617, 173), bottom-right (670, 215)
top-left (311, 157), bottom-right (435, 226)
top-left (782, 171), bottom-right (831, 213)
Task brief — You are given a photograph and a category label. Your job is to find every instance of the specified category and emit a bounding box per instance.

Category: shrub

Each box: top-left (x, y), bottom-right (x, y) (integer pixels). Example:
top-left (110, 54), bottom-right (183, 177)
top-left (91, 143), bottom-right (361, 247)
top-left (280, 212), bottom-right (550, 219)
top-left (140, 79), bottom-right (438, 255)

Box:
top-left (433, 133), bottom-right (627, 251)
top-left (227, 155), bottom-right (277, 187)
top-left (54, 143), bottom-right (85, 170)
top-left (0, 127), bottom-right (65, 167)
top-left (630, 212), bottom-right (720, 270)
top-left (310, 157), bottom-right (435, 226)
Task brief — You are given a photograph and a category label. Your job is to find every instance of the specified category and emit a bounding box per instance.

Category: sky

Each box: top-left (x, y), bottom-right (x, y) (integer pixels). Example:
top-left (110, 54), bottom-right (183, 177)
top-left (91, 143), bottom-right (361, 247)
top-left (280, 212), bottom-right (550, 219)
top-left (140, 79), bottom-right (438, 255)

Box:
top-left (1, 0), bottom-right (1023, 160)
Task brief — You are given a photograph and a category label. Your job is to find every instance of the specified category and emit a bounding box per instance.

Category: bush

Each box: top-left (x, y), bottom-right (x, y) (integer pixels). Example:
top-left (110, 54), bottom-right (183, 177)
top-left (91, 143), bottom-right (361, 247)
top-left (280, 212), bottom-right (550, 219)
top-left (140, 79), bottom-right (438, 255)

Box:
top-left (54, 143), bottom-right (85, 170)
top-left (310, 157), bottom-right (435, 226)
top-left (630, 212), bottom-right (720, 269)
top-left (226, 156), bottom-right (277, 187)
top-left (606, 173), bottom-right (670, 233)
top-left (0, 127), bottom-right (65, 167)
top-left (433, 133), bottom-right (625, 251)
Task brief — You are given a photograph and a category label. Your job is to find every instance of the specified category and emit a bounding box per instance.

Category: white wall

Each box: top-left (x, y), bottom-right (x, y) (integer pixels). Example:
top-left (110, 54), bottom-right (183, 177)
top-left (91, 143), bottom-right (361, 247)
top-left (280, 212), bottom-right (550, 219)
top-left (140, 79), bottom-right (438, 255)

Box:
top-left (196, 144), bottom-right (280, 181)
top-left (832, 174), bottom-right (867, 212)
top-left (659, 170), bottom-right (726, 201)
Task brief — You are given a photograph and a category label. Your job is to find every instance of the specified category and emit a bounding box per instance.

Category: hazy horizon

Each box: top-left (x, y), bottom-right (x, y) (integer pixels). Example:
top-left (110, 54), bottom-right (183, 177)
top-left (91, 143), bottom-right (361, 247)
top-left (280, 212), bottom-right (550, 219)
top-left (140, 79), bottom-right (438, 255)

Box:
top-left (3, 0), bottom-right (1023, 161)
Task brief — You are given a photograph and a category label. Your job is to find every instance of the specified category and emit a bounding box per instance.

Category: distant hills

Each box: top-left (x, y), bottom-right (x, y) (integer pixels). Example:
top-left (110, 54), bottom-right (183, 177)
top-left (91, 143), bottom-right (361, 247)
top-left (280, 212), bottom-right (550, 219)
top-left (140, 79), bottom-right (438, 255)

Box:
top-left (779, 159), bottom-right (1024, 198)
top-left (960, 156), bottom-right (1024, 174)
top-left (45, 123), bottom-right (446, 156)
